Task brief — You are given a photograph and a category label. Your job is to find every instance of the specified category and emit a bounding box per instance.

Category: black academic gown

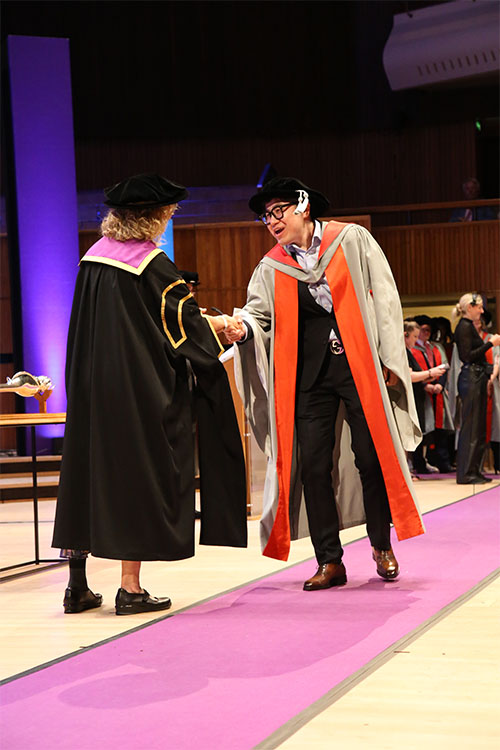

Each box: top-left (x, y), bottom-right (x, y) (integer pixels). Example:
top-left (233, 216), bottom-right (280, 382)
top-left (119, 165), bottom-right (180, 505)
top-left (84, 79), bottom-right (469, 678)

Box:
top-left (406, 348), bottom-right (426, 430)
top-left (52, 245), bottom-right (247, 560)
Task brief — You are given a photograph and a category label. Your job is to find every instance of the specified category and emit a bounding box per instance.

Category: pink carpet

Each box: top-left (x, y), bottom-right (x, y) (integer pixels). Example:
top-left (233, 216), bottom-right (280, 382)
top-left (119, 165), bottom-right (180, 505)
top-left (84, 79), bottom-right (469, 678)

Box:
top-left (2, 488), bottom-right (499, 749)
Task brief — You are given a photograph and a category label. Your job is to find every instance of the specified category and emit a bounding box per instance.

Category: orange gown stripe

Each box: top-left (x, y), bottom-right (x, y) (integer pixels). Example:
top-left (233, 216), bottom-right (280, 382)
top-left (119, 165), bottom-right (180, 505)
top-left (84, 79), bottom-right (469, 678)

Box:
top-left (263, 222), bottom-right (346, 560)
top-left (326, 246), bottom-right (424, 540)
top-left (262, 271), bottom-right (297, 559)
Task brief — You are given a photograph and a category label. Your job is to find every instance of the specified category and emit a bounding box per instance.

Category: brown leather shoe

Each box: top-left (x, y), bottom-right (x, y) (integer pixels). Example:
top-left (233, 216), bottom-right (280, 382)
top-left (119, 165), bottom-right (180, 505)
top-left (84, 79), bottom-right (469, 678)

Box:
top-left (303, 562), bottom-right (347, 591)
top-left (372, 547), bottom-right (399, 580)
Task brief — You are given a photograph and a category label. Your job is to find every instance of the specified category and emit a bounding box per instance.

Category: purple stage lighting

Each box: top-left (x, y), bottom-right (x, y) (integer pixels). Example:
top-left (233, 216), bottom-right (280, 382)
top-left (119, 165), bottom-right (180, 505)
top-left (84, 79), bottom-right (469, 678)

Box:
top-left (7, 36), bottom-right (80, 442)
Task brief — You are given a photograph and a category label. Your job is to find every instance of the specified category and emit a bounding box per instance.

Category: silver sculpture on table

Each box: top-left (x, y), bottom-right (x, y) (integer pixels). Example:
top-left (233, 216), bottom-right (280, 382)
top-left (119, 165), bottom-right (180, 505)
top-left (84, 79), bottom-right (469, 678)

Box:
top-left (0, 371), bottom-right (54, 397)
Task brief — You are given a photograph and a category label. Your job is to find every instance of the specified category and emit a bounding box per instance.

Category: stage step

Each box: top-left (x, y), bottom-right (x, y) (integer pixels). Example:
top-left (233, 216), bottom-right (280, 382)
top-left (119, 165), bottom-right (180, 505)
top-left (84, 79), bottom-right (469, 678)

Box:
top-left (0, 455), bottom-right (61, 476)
top-left (0, 456), bottom-right (200, 501)
top-left (0, 455), bottom-right (61, 502)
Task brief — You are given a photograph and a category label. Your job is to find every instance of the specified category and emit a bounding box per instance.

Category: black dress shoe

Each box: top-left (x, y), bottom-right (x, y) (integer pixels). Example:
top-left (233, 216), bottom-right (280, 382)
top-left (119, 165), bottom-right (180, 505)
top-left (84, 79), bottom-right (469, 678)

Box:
top-left (115, 588), bottom-right (172, 615)
top-left (457, 475), bottom-right (492, 485)
top-left (63, 587), bottom-right (103, 614)
top-left (372, 548), bottom-right (400, 580)
top-left (303, 562), bottom-right (347, 591)
top-left (413, 465), bottom-right (430, 474)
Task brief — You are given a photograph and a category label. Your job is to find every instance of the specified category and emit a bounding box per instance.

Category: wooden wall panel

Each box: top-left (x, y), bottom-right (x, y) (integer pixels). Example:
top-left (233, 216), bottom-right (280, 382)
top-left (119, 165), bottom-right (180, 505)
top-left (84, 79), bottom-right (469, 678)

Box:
top-left (0, 363), bottom-right (16, 449)
top-left (374, 221), bottom-right (500, 297)
top-left (192, 224), bottom-right (270, 313)
top-left (74, 122), bottom-right (476, 212)
top-left (0, 299), bottom-right (13, 355)
top-left (79, 230), bottom-right (99, 258)
top-left (173, 227), bottom-right (197, 274)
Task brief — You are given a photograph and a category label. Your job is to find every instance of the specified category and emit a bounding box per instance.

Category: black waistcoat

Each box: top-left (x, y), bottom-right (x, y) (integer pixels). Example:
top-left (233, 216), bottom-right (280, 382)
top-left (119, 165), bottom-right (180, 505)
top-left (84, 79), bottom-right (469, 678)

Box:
top-left (297, 280), bottom-right (343, 391)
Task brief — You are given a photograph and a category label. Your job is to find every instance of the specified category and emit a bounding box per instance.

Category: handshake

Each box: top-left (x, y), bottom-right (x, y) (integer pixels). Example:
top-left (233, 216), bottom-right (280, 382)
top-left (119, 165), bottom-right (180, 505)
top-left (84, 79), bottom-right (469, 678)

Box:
top-left (223, 315), bottom-right (246, 343)
top-left (206, 309), bottom-right (246, 343)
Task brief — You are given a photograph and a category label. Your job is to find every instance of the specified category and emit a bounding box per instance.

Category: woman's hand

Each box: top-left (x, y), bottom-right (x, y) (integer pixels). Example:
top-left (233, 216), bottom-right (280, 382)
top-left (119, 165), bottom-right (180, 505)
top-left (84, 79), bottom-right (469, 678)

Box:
top-left (224, 316), bottom-right (246, 343)
top-left (429, 364), bottom-right (447, 379)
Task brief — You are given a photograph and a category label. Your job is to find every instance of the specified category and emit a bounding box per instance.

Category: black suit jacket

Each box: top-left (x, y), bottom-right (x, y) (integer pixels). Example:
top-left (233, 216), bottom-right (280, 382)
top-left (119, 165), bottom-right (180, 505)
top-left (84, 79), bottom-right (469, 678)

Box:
top-left (242, 278), bottom-right (341, 392)
top-left (297, 281), bottom-right (341, 391)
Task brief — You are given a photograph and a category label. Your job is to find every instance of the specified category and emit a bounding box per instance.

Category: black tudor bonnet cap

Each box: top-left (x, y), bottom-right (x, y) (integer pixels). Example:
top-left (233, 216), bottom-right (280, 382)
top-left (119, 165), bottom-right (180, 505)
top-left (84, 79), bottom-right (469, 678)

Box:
top-left (248, 177), bottom-right (329, 219)
top-left (104, 173), bottom-right (188, 208)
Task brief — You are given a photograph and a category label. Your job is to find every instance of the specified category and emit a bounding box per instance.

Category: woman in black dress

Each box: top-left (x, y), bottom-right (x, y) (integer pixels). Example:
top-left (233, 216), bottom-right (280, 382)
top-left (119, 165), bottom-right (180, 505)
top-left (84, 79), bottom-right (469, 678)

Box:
top-left (452, 293), bottom-right (500, 484)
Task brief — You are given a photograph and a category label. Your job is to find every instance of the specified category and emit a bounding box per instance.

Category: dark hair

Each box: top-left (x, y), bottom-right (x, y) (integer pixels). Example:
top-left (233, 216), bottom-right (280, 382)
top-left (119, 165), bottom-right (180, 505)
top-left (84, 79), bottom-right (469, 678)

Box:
top-left (414, 314), bottom-right (432, 328)
top-left (431, 316), bottom-right (453, 344)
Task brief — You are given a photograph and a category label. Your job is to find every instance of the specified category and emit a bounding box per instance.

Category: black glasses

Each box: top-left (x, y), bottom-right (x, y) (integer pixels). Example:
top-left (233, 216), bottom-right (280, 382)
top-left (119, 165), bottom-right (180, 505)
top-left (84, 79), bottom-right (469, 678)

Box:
top-left (259, 203), bottom-right (295, 225)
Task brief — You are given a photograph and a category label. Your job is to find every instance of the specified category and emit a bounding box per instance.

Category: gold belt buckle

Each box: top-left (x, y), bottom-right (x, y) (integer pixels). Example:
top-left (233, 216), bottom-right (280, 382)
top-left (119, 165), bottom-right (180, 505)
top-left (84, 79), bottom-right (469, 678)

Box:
top-left (330, 340), bottom-right (344, 355)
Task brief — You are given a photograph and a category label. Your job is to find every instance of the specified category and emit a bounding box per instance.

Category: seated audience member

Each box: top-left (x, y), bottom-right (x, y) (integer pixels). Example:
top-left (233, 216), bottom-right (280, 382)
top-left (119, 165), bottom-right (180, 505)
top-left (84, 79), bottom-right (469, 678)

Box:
top-left (450, 178), bottom-right (496, 222)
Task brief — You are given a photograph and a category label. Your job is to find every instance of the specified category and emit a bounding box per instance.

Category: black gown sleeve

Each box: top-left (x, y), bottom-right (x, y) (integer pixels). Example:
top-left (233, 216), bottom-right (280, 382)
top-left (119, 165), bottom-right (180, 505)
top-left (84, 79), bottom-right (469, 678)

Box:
top-left (143, 254), bottom-right (248, 548)
top-left (143, 254), bottom-right (224, 366)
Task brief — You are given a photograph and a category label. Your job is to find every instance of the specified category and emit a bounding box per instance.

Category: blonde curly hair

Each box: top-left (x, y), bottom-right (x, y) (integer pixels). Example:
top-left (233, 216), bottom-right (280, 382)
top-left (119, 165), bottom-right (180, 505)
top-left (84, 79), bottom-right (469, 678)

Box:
top-left (101, 204), bottom-right (176, 242)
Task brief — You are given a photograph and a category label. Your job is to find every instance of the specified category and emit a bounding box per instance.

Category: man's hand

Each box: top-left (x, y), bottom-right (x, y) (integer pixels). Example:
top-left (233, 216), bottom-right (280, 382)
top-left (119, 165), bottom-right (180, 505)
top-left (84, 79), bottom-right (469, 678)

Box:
top-left (382, 366), bottom-right (399, 387)
top-left (224, 315), bottom-right (245, 343)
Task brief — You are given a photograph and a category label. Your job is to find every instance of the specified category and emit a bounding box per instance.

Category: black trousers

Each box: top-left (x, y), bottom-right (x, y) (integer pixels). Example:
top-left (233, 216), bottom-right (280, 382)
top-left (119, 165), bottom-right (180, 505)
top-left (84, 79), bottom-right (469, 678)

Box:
top-left (296, 349), bottom-right (392, 564)
top-left (456, 364), bottom-right (488, 482)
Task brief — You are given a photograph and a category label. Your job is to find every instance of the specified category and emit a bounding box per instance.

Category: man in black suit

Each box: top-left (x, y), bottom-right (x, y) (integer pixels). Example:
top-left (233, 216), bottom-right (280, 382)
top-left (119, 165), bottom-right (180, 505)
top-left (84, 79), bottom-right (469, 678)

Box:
top-left (227, 177), bottom-right (424, 589)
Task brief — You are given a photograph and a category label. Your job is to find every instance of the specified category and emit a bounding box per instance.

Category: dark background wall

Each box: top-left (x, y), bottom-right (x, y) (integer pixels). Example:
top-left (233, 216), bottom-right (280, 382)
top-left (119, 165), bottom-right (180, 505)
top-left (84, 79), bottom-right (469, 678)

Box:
top-left (1, 0), bottom-right (499, 203)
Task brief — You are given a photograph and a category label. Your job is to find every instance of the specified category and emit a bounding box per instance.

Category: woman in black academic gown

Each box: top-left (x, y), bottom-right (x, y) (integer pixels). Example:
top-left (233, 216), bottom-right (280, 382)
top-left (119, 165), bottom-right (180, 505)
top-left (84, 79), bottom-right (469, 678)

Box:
top-left (52, 174), bottom-right (247, 615)
top-left (404, 320), bottom-right (448, 477)
top-left (451, 293), bottom-right (500, 484)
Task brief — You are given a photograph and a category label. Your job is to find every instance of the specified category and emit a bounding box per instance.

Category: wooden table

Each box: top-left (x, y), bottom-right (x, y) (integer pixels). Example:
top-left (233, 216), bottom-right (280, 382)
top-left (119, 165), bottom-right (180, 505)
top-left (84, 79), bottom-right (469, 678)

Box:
top-left (0, 412), bottom-right (66, 572)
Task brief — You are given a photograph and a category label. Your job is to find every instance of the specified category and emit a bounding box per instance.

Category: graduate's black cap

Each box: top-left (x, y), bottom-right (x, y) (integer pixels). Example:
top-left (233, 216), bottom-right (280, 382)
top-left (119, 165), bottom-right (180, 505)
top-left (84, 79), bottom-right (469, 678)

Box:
top-left (104, 173), bottom-right (188, 208)
top-left (248, 177), bottom-right (329, 220)
top-left (414, 315), bottom-right (433, 327)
